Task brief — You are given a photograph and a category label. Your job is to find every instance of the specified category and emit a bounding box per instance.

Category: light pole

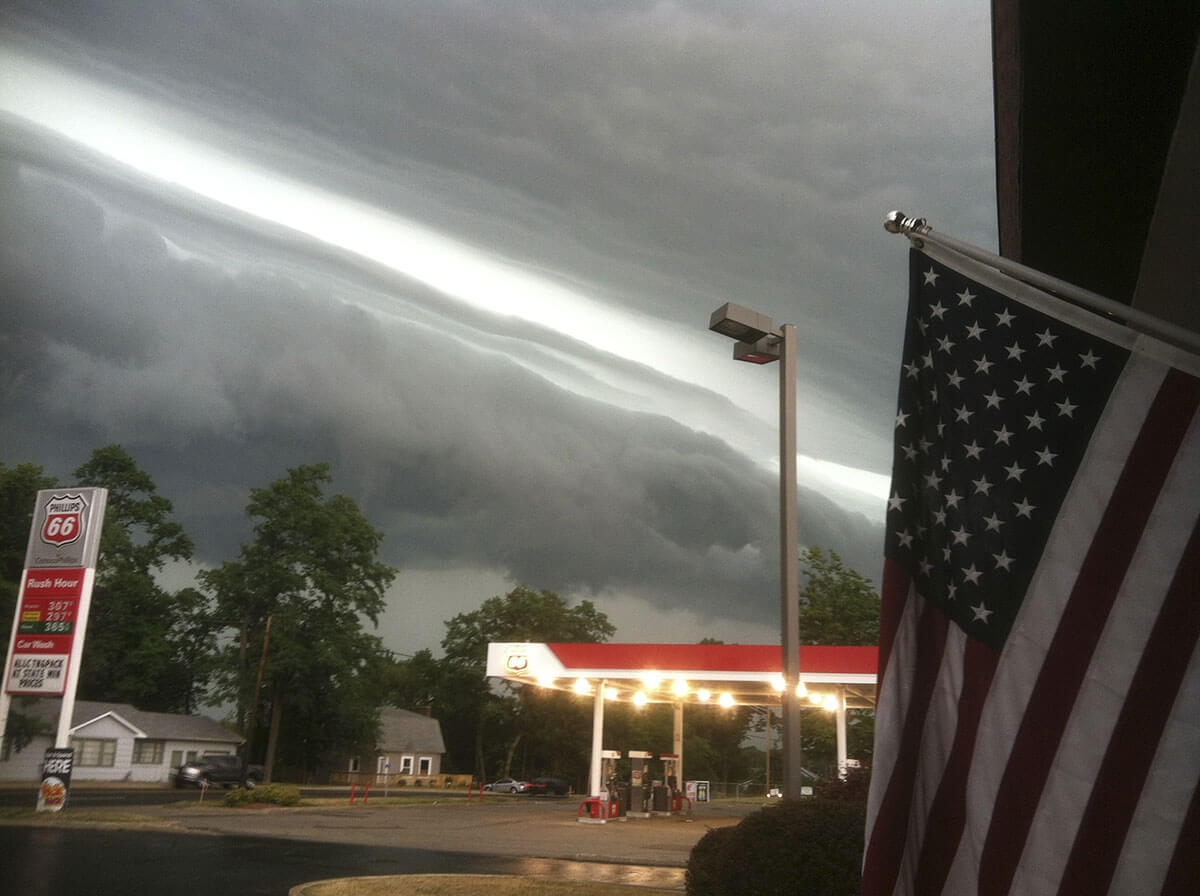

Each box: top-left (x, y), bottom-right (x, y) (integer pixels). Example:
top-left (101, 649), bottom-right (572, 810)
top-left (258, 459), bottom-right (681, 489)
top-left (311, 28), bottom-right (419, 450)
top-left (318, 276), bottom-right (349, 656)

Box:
top-left (708, 303), bottom-right (803, 798)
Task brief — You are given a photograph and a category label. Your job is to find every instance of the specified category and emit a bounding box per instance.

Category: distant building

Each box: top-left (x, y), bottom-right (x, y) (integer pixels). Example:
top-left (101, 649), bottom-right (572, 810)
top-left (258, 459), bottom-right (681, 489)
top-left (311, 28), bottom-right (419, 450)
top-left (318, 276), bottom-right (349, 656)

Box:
top-left (0, 699), bottom-right (241, 783)
top-left (342, 706), bottom-right (448, 785)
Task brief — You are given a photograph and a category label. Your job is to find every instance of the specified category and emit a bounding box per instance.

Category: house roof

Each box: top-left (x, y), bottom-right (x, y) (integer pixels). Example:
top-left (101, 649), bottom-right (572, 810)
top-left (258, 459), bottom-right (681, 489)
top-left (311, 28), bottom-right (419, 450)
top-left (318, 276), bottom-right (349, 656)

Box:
top-left (377, 707), bottom-right (446, 755)
top-left (17, 699), bottom-right (242, 745)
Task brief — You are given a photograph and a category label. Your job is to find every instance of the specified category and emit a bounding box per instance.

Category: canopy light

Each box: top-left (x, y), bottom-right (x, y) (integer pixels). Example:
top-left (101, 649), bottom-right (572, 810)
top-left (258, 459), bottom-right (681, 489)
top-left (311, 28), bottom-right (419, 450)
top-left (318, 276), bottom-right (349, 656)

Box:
top-left (823, 694), bottom-right (841, 712)
top-left (697, 689), bottom-right (711, 702)
top-left (643, 673), bottom-right (662, 690)
top-left (719, 693), bottom-right (735, 708)
top-left (633, 691), bottom-right (648, 707)
top-left (771, 675), bottom-right (786, 692)
top-left (795, 680), bottom-right (808, 698)
top-left (672, 679), bottom-right (690, 697)
top-left (573, 678), bottom-right (591, 695)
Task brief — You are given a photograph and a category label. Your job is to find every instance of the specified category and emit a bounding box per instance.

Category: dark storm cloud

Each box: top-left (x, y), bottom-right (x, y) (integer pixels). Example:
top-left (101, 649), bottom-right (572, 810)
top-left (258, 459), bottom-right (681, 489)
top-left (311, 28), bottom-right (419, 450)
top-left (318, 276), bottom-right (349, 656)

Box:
top-left (1, 0), bottom-right (994, 475)
top-left (1, 1), bottom-right (994, 641)
top-left (0, 130), bottom-right (880, 628)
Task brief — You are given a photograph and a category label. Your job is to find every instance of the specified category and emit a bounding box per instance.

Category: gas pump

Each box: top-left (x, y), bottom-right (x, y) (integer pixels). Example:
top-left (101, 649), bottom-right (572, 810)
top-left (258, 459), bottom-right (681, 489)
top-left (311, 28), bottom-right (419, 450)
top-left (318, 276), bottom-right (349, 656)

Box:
top-left (600, 749), bottom-right (624, 819)
top-left (627, 750), bottom-right (653, 817)
top-left (659, 753), bottom-right (683, 814)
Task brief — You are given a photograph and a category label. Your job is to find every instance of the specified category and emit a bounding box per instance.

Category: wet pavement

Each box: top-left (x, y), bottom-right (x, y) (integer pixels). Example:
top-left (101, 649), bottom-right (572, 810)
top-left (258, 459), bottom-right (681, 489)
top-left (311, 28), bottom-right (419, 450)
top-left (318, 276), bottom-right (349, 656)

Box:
top-left (0, 790), bottom-right (758, 894)
top-left (0, 826), bottom-right (682, 895)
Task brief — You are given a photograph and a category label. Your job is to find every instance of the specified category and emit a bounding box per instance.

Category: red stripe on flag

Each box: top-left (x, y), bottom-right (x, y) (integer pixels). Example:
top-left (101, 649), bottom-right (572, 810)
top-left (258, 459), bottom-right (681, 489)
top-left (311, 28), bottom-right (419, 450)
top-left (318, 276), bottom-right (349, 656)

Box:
top-left (1055, 502), bottom-right (1200, 892)
top-left (912, 635), bottom-right (1000, 894)
top-left (861, 594), bottom-right (950, 896)
top-left (876, 556), bottom-right (914, 695)
top-left (978, 369), bottom-right (1200, 896)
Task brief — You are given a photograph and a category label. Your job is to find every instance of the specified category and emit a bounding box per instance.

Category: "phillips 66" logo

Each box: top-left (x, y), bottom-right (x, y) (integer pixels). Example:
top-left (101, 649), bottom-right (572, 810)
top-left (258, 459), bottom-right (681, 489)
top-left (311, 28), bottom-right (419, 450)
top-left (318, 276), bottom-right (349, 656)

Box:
top-left (40, 494), bottom-right (89, 548)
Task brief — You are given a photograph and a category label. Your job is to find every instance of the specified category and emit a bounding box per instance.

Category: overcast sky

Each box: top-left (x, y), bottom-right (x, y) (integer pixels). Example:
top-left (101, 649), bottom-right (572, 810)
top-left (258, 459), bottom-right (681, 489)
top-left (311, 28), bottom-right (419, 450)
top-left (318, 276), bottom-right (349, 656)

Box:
top-left (0, 0), bottom-right (997, 656)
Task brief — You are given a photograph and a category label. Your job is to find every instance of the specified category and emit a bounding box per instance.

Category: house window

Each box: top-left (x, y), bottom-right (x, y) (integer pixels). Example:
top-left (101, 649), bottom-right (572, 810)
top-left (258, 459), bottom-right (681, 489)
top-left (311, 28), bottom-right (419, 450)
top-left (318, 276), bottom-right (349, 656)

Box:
top-left (399, 755), bottom-right (413, 774)
top-left (170, 750), bottom-right (183, 771)
top-left (418, 756), bottom-right (432, 775)
top-left (72, 738), bottom-right (117, 767)
top-left (349, 757), bottom-right (360, 772)
top-left (132, 740), bottom-right (165, 764)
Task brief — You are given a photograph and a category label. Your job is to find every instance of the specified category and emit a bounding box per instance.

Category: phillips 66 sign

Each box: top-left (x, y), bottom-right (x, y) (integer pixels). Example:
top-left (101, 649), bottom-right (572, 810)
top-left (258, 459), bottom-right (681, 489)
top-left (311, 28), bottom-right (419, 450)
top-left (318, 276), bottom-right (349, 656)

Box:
top-left (40, 495), bottom-right (88, 548)
top-left (4, 488), bottom-right (107, 696)
top-left (25, 491), bottom-right (106, 570)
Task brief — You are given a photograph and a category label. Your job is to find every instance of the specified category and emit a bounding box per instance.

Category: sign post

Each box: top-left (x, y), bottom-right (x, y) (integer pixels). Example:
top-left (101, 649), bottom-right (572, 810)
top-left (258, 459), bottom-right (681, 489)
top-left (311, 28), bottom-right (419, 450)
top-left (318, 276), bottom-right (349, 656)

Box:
top-left (0, 488), bottom-right (107, 811)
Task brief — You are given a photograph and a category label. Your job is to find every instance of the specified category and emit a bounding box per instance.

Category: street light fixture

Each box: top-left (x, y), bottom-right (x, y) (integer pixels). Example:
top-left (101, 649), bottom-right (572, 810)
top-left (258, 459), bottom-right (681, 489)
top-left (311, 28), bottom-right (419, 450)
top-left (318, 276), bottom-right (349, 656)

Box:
top-left (708, 303), bottom-right (776, 343)
top-left (708, 302), bottom-right (803, 799)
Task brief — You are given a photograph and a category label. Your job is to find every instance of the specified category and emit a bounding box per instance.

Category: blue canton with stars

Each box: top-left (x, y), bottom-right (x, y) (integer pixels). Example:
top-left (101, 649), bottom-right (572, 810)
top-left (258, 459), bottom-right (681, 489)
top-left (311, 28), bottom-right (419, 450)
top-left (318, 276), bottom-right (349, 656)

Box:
top-left (886, 250), bottom-right (1129, 650)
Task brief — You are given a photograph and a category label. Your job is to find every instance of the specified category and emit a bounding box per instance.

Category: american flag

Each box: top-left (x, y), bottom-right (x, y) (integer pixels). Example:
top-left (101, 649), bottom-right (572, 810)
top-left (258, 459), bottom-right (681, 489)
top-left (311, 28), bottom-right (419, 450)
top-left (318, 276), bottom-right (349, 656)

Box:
top-left (862, 246), bottom-right (1200, 896)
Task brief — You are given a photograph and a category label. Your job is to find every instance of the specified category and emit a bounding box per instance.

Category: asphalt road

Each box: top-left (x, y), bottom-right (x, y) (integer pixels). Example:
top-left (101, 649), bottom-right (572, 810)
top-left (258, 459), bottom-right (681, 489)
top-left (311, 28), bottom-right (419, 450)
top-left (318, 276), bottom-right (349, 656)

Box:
top-left (0, 788), bottom-right (752, 894)
top-left (1, 826), bottom-right (681, 896)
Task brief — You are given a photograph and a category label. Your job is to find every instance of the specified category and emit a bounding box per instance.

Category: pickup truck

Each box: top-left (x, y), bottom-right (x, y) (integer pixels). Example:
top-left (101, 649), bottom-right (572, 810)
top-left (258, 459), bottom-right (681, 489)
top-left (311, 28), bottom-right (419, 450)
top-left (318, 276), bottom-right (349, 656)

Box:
top-left (173, 754), bottom-right (264, 789)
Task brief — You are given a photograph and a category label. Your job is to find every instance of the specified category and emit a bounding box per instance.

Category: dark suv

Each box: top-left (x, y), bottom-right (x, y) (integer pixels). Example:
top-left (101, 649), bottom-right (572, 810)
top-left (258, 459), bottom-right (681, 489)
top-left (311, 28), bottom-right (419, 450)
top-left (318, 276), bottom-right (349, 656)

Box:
top-left (174, 754), bottom-right (263, 789)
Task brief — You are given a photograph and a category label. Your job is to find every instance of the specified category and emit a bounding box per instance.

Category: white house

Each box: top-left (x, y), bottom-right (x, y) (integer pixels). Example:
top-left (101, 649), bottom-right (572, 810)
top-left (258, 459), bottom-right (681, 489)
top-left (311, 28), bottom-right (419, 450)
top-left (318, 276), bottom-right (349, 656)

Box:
top-left (349, 706), bottom-right (447, 783)
top-left (0, 699), bottom-right (242, 783)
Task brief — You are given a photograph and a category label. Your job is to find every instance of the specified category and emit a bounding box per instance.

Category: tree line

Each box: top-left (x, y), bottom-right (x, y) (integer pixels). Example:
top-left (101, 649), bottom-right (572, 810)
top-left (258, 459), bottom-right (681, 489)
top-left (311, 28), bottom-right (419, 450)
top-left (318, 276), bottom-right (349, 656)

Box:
top-left (0, 447), bottom-right (879, 786)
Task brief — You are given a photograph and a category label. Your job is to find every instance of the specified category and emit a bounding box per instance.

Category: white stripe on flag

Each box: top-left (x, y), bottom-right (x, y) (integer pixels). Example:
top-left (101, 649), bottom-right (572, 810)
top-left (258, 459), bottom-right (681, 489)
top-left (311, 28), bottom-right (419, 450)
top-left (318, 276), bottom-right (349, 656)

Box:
top-left (896, 624), bottom-right (967, 891)
top-left (864, 576), bottom-right (922, 829)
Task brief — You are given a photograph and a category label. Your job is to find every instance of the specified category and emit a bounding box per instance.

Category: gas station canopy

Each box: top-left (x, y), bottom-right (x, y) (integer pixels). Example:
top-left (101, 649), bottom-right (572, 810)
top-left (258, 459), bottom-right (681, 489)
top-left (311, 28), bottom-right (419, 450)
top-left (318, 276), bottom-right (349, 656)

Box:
top-left (485, 642), bottom-right (878, 710)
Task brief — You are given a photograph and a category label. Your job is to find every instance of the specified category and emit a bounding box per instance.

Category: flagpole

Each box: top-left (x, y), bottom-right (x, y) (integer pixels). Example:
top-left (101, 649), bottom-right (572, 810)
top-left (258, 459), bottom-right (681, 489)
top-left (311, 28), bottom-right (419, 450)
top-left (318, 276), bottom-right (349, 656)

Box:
top-left (884, 211), bottom-right (1200, 355)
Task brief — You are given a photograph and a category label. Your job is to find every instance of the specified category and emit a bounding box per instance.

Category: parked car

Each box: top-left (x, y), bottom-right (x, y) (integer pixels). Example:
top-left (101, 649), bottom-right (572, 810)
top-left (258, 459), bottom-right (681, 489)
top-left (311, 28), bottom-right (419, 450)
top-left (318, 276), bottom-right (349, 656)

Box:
top-left (483, 777), bottom-right (528, 793)
top-left (174, 754), bottom-right (263, 790)
top-left (526, 777), bottom-right (570, 796)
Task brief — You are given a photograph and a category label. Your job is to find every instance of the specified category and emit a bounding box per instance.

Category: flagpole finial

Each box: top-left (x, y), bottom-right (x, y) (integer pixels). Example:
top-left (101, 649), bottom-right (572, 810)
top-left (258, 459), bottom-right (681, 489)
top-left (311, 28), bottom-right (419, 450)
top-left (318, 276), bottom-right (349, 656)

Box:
top-left (884, 211), bottom-right (929, 235)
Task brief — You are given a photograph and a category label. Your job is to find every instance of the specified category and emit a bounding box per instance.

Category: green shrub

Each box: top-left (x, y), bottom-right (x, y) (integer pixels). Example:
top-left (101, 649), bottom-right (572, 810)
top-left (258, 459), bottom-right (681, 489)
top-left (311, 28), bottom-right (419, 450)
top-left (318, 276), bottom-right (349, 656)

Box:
top-left (685, 825), bottom-right (739, 896)
top-left (685, 800), bottom-right (865, 896)
top-left (813, 766), bottom-right (871, 803)
top-left (224, 783), bottom-right (301, 807)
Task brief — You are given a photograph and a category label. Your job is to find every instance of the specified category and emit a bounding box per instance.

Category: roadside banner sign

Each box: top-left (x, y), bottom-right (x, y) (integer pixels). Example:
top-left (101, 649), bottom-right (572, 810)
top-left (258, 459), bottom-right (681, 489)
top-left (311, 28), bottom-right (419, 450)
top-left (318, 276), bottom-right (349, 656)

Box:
top-left (38, 747), bottom-right (74, 812)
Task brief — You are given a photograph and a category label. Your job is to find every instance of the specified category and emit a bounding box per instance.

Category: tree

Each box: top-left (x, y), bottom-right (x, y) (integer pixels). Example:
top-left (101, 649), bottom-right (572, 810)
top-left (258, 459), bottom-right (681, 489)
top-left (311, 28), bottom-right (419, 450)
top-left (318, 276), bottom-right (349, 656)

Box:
top-left (72, 446), bottom-right (209, 712)
top-left (795, 546), bottom-right (880, 774)
top-left (441, 587), bottom-right (615, 670)
top-left (0, 461), bottom-right (59, 649)
top-left (202, 464), bottom-right (396, 781)
top-left (797, 546), bottom-right (880, 645)
top-left (435, 586), bottom-right (615, 783)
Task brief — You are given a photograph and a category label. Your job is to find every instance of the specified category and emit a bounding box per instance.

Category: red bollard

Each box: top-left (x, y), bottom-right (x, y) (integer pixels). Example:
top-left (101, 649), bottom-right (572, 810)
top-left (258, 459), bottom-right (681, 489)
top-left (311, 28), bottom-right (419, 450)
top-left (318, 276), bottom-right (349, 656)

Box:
top-left (350, 783), bottom-right (357, 804)
top-left (363, 782), bottom-right (370, 804)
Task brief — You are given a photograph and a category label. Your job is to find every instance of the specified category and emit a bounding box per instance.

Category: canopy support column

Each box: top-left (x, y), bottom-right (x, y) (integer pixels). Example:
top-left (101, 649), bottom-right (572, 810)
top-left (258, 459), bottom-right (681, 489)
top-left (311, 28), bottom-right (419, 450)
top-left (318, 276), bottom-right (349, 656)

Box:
top-left (588, 679), bottom-right (606, 796)
top-left (673, 701), bottom-right (684, 785)
top-left (836, 686), bottom-right (848, 779)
